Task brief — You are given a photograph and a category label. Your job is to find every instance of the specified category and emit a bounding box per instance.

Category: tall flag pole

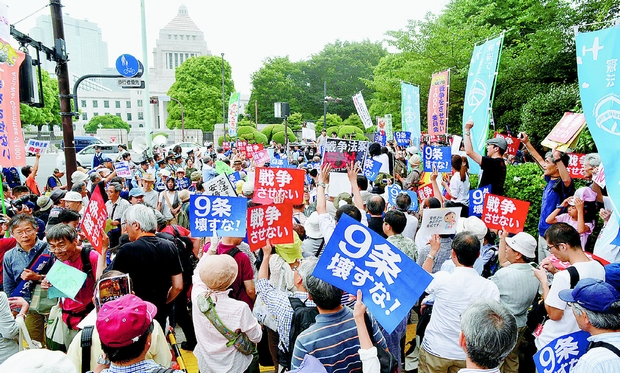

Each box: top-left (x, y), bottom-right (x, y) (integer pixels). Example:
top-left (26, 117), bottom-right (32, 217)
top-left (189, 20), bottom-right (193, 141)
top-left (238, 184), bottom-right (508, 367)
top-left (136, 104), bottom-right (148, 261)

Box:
top-left (427, 70), bottom-right (450, 136)
top-left (462, 34), bottom-right (504, 174)
top-left (401, 82), bottom-right (421, 149)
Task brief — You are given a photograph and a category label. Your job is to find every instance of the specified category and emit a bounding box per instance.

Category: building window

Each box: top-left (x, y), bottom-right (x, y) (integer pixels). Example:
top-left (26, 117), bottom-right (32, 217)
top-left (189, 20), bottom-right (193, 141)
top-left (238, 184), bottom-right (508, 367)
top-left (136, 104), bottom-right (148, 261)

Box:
top-left (127, 113), bottom-right (132, 121)
top-left (126, 101), bottom-right (131, 108)
top-left (175, 53), bottom-right (179, 67)
top-left (193, 35), bottom-right (196, 40)
top-left (92, 100), bottom-right (98, 108)
top-left (137, 100), bottom-right (143, 107)
top-left (116, 113), bottom-right (121, 117)
top-left (104, 100), bottom-right (110, 108)
top-left (139, 123), bottom-right (144, 128)
top-left (80, 100), bottom-right (86, 108)
top-left (115, 101), bottom-right (121, 108)
top-left (94, 112), bottom-right (99, 117)
top-left (185, 53), bottom-right (189, 60)
top-left (174, 35), bottom-right (177, 40)
top-left (168, 53), bottom-right (173, 69)
top-left (138, 112), bottom-right (144, 120)
top-left (168, 34), bottom-right (171, 39)
top-left (82, 113), bottom-right (88, 120)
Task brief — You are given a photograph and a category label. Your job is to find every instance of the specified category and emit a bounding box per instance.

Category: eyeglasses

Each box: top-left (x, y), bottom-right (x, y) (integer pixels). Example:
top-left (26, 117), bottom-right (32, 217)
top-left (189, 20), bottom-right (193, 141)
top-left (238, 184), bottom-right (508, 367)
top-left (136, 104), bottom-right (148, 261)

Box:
top-left (48, 241), bottom-right (71, 253)
top-left (11, 228), bottom-right (36, 237)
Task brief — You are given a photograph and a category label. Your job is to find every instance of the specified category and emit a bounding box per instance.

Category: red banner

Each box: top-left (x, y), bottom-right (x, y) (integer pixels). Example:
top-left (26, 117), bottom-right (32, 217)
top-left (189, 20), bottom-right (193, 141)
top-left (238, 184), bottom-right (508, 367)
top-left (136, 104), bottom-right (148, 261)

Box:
top-left (0, 42), bottom-right (26, 167)
top-left (247, 204), bottom-right (294, 251)
top-left (252, 149), bottom-right (270, 166)
top-left (567, 153), bottom-right (586, 179)
top-left (482, 194), bottom-right (529, 234)
top-left (493, 132), bottom-right (521, 156)
top-left (222, 141), bottom-right (231, 151)
top-left (238, 143), bottom-right (264, 159)
top-left (80, 188), bottom-right (108, 253)
top-left (427, 70), bottom-right (449, 135)
top-left (417, 183), bottom-right (434, 201)
top-left (253, 167), bottom-right (304, 205)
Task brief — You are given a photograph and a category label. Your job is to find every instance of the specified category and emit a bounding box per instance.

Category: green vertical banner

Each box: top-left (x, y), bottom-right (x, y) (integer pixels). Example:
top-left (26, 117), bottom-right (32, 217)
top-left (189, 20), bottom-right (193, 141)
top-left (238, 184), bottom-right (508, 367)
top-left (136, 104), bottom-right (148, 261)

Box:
top-left (462, 35), bottom-right (504, 174)
top-left (401, 83), bottom-right (421, 149)
top-left (228, 92), bottom-right (241, 137)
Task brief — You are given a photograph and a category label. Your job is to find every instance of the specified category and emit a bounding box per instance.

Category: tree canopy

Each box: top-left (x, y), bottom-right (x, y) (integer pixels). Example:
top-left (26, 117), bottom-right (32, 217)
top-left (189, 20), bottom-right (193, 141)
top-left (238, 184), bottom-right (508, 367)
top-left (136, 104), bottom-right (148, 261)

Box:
top-left (84, 114), bottom-right (130, 133)
top-left (167, 56), bottom-right (235, 132)
top-left (20, 70), bottom-right (61, 132)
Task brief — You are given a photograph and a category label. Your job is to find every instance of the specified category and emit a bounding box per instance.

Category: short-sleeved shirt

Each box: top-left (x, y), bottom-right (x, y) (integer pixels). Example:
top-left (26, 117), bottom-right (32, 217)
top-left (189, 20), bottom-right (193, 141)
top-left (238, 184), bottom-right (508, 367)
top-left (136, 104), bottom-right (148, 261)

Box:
top-left (555, 213), bottom-right (594, 249)
top-left (490, 263), bottom-right (540, 328)
top-left (25, 175), bottom-right (41, 196)
top-left (479, 156), bottom-right (506, 196)
top-left (109, 235), bottom-right (182, 326)
top-left (60, 249), bottom-right (99, 329)
top-left (216, 243), bottom-right (255, 309)
top-left (538, 176), bottom-right (575, 237)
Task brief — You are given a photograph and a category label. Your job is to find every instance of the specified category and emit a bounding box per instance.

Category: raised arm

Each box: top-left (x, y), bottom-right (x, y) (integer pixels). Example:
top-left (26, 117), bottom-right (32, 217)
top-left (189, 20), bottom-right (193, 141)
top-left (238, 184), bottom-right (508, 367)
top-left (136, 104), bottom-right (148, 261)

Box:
top-left (520, 132), bottom-right (545, 168)
top-left (552, 148), bottom-right (572, 188)
top-left (316, 164), bottom-right (331, 215)
top-left (463, 120), bottom-right (483, 166)
top-left (347, 161), bottom-right (364, 211)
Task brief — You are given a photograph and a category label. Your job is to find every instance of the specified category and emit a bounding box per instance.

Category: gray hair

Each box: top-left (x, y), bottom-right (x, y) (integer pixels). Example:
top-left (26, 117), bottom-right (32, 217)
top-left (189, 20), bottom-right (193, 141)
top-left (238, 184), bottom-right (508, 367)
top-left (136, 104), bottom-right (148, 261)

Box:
top-left (123, 204), bottom-right (157, 233)
top-left (571, 302), bottom-right (620, 330)
top-left (46, 223), bottom-right (78, 243)
top-left (71, 182), bottom-right (85, 192)
top-left (461, 299), bottom-right (517, 369)
top-left (8, 214), bottom-right (37, 233)
top-left (109, 182), bottom-right (123, 193)
top-left (90, 173), bottom-right (100, 182)
top-left (298, 257), bottom-right (318, 290)
top-left (583, 153), bottom-right (601, 168)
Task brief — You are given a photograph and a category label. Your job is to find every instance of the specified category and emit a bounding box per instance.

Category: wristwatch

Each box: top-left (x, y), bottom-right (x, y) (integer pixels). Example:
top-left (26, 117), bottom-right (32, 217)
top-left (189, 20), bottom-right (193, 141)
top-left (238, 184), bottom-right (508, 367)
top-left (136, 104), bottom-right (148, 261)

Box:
top-left (317, 182), bottom-right (327, 188)
top-left (464, 131), bottom-right (471, 136)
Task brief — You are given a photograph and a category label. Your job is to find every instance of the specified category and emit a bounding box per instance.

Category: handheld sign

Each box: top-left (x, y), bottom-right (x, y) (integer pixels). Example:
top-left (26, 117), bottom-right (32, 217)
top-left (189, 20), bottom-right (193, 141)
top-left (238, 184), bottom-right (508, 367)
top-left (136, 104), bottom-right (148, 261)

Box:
top-left (252, 149), bottom-right (270, 166)
top-left (26, 139), bottom-right (50, 154)
top-left (247, 204), bottom-right (294, 251)
top-left (190, 195), bottom-right (247, 238)
top-left (386, 184), bottom-right (402, 207)
top-left (228, 171), bottom-right (242, 185)
top-left (393, 131), bottom-right (411, 147)
top-left (418, 207), bottom-right (462, 236)
top-left (80, 188), bottom-right (108, 253)
top-left (363, 158), bottom-right (382, 182)
top-left (312, 214), bottom-right (433, 334)
top-left (534, 331), bottom-right (589, 373)
top-left (417, 183), bottom-right (434, 202)
top-left (566, 153), bottom-right (586, 179)
top-left (11, 253), bottom-right (53, 298)
top-left (215, 160), bottom-right (235, 175)
top-left (46, 260), bottom-right (88, 300)
top-left (253, 167), bottom-right (304, 205)
top-left (114, 161), bottom-right (132, 179)
top-left (373, 132), bottom-right (386, 146)
top-left (482, 194), bottom-right (529, 234)
top-left (592, 163), bottom-right (606, 189)
top-left (204, 173), bottom-right (237, 196)
top-left (468, 185), bottom-right (492, 218)
top-left (322, 139), bottom-right (369, 173)
top-left (423, 146), bottom-right (451, 172)
top-left (493, 133), bottom-right (521, 156)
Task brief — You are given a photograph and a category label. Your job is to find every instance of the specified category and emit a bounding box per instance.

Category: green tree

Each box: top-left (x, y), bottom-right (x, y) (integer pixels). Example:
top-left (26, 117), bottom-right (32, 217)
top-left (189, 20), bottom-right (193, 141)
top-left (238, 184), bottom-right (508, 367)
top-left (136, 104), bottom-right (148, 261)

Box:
top-left (314, 113), bottom-right (343, 136)
top-left (84, 114), bottom-right (130, 133)
top-left (20, 70), bottom-right (61, 134)
top-left (167, 56), bottom-right (234, 132)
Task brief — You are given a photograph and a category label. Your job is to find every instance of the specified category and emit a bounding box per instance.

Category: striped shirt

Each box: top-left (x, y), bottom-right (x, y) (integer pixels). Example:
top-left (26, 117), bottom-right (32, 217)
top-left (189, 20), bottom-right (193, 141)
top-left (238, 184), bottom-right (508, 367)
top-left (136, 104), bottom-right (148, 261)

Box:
top-left (291, 306), bottom-right (387, 373)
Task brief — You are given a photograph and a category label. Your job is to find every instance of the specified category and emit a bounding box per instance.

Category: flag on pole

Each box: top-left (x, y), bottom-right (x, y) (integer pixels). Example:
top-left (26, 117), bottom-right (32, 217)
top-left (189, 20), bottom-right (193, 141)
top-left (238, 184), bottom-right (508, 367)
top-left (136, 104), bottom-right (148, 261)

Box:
top-left (401, 83), bottom-right (421, 149)
top-left (427, 70), bottom-right (450, 135)
top-left (462, 35), bottom-right (504, 174)
top-left (228, 92), bottom-right (241, 137)
top-left (353, 92), bottom-right (374, 129)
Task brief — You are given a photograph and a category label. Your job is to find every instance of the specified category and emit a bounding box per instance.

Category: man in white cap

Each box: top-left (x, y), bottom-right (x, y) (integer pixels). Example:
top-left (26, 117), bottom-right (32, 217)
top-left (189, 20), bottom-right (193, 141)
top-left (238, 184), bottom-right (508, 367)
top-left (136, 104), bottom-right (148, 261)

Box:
top-left (489, 231), bottom-right (540, 373)
top-left (71, 170), bottom-right (89, 185)
top-left (62, 191), bottom-right (84, 214)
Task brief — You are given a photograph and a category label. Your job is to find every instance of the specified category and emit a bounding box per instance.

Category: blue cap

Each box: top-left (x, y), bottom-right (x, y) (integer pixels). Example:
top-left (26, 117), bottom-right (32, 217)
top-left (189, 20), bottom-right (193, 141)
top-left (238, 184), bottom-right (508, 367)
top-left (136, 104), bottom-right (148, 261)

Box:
top-left (606, 263), bottom-right (620, 292)
top-left (102, 157), bottom-right (113, 163)
top-left (559, 278), bottom-right (620, 313)
top-left (128, 188), bottom-right (145, 198)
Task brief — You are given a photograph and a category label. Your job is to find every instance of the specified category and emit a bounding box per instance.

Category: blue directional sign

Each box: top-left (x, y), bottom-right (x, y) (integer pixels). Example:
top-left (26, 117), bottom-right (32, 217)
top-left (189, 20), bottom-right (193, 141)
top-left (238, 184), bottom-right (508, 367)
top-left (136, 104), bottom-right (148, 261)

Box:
top-left (116, 54), bottom-right (140, 78)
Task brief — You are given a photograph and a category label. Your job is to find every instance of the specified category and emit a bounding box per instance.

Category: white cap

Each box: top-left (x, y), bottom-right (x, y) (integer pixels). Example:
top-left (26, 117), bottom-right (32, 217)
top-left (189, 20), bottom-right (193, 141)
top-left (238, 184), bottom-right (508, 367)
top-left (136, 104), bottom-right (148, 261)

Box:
top-left (506, 232), bottom-right (537, 259)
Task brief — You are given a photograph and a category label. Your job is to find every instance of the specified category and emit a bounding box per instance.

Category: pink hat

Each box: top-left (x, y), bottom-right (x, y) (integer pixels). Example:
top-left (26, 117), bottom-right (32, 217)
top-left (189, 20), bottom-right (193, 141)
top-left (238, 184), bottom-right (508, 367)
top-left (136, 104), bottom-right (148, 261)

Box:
top-left (97, 294), bottom-right (157, 347)
top-left (574, 187), bottom-right (597, 203)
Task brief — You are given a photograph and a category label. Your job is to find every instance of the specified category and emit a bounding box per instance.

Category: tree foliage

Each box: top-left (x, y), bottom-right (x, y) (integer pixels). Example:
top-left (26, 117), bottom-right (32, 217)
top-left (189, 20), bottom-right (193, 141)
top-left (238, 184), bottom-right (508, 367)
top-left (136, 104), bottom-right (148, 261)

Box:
top-left (84, 114), bottom-right (130, 133)
top-left (20, 70), bottom-right (61, 132)
top-left (167, 56), bottom-right (235, 132)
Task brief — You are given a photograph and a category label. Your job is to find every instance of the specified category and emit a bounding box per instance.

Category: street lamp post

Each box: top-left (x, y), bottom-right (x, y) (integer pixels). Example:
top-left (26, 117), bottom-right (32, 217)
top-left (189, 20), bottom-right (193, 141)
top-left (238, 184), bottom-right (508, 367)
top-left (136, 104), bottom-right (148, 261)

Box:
top-left (221, 53), bottom-right (226, 139)
top-left (169, 97), bottom-right (185, 141)
top-left (322, 81), bottom-right (342, 131)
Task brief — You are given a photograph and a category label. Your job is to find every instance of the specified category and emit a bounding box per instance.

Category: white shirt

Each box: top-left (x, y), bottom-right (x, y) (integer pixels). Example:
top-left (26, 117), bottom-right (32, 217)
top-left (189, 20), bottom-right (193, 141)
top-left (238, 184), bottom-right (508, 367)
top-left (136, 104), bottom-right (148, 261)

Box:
top-left (373, 153), bottom-right (390, 174)
top-left (402, 214), bottom-right (419, 241)
top-left (535, 260), bottom-right (605, 350)
top-left (449, 173), bottom-right (470, 205)
top-left (422, 267), bottom-right (500, 360)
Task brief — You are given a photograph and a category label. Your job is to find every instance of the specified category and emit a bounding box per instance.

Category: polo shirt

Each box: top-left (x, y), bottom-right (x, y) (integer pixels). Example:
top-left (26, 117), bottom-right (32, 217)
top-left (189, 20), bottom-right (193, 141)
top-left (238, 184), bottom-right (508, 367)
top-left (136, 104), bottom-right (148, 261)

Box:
top-left (422, 267), bottom-right (500, 360)
top-left (489, 263), bottom-right (540, 328)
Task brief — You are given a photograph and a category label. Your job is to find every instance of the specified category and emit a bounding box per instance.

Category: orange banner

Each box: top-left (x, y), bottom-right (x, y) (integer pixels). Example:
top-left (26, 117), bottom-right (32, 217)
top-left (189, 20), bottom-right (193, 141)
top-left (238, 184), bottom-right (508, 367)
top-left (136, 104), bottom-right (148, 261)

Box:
top-left (427, 70), bottom-right (449, 135)
top-left (0, 40), bottom-right (26, 167)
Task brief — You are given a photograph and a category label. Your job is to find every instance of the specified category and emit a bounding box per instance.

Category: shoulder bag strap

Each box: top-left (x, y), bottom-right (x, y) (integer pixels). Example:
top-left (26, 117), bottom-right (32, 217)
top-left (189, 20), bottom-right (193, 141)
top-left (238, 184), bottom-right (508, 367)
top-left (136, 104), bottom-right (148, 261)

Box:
top-left (198, 293), bottom-right (242, 347)
top-left (588, 341), bottom-right (620, 358)
top-left (566, 266), bottom-right (580, 289)
top-left (81, 325), bottom-right (94, 373)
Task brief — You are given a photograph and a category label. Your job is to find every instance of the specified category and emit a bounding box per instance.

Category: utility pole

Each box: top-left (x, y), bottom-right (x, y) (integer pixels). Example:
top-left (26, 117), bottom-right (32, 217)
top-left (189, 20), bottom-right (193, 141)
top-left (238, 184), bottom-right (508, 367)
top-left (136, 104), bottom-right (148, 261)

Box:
top-left (50, 0), bottom-right (76, 188)
top-left (221, 53), bottom-right (226, 139)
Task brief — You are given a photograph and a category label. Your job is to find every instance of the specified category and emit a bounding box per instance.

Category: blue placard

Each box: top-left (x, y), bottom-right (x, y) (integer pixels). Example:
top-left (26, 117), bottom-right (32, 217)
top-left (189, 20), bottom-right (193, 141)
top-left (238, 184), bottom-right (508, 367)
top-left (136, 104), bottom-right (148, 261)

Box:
top-left (405, 190), bottom-right (419, 211)
top-left (468, 185), bottom-right (492, 218)
top-left (373, 132), bottom-right (386, 146)
top-left (228, 171), bottom-right (242, 185)
top-left (306, 162), bottom-right (321, 170)
top-left (363, 158), bottom-right (382, 182)
top-left (312, 214), bottom-right (433, 334)
top-left (386, 184), bottom-right (402, 207)
top-left (422, 146), bottom-right (451, 172)
top-left (189, 195), bottom-right (247, 237)
top-left (394, 131), bottom-right (412, 147)
top-left (115, 54), bottom-right (140, 78)
top-left (534, 331), bottom-right (589, 373)
top-left (270, 158), bottom-right (289, 168)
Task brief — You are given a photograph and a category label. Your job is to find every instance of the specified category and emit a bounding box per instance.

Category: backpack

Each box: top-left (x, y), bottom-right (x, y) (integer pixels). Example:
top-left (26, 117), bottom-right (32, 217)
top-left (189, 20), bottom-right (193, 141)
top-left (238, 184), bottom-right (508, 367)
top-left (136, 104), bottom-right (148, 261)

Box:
top-left (177, 202), bottom-right (190, 230)
top-left (278, 297), bottom-right (319, 370)
top-left (221, 247), bottom-right (243, 299)
top-left (156, 227), bottom-right (196, 284)
top-left (481, 245), bottom-right (500, 278)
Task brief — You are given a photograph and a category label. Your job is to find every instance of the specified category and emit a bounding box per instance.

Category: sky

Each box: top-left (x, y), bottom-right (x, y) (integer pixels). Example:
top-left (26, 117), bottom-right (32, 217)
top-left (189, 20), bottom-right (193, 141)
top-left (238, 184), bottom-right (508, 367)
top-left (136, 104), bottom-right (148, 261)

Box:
top-left (4, 0), bottom-right (448, 94)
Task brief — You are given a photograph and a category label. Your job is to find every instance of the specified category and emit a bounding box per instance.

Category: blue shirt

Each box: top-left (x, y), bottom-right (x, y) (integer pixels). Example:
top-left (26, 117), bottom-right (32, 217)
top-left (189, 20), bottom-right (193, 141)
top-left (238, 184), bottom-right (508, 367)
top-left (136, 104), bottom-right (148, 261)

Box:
top-left (538, 176), bottom-right (575, 237)
top-left (2, 239), bottom-right (49, 301)
top-left (100, 359), bottom-right (182, 373)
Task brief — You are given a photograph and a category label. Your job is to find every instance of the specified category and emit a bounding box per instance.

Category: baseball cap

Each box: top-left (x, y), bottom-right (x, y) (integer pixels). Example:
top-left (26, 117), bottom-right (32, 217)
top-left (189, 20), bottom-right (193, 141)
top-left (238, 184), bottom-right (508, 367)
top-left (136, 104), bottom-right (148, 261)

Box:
top-left (128, 188), bottom-right (145, 198)
top-left (574, 186), bottom-right (597, 203)
top-left (505, 232), bottom-right (536, 259)
top-left (333, 192), bottom-right (353, 209)
top-left (559, 278), bottom-right (620, 313)
top-left (37, 196), bottom-right (53, 211)
top-left (605, 263), bottom-right (620, 291)
top-left (486, 137), bottom-right (508, 151)
top-left (102, 157), bottom-right (113, 163)
top-left (97, 294), bottom-right (157, 347)
top-left (176, 168), bottom-right (185, 174)
top-left (99, 168), bottom-right (112, 177)
top-left (62, 191), bottom-right (83, 202)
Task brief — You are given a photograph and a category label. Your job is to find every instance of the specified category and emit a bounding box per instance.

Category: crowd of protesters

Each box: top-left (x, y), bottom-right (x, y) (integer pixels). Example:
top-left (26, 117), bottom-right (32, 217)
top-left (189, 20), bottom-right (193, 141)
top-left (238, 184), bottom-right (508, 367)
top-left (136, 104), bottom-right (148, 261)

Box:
top-left (0, 120), bottom-right (619, 373)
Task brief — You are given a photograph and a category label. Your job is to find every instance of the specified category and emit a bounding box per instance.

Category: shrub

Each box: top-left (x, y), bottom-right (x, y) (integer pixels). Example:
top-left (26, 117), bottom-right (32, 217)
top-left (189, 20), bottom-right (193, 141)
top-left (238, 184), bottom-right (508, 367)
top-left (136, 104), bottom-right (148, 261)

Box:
top-left (272, 130), bottom-right (297, 144)
top-left (504, 162), bottom-right (546, 238)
